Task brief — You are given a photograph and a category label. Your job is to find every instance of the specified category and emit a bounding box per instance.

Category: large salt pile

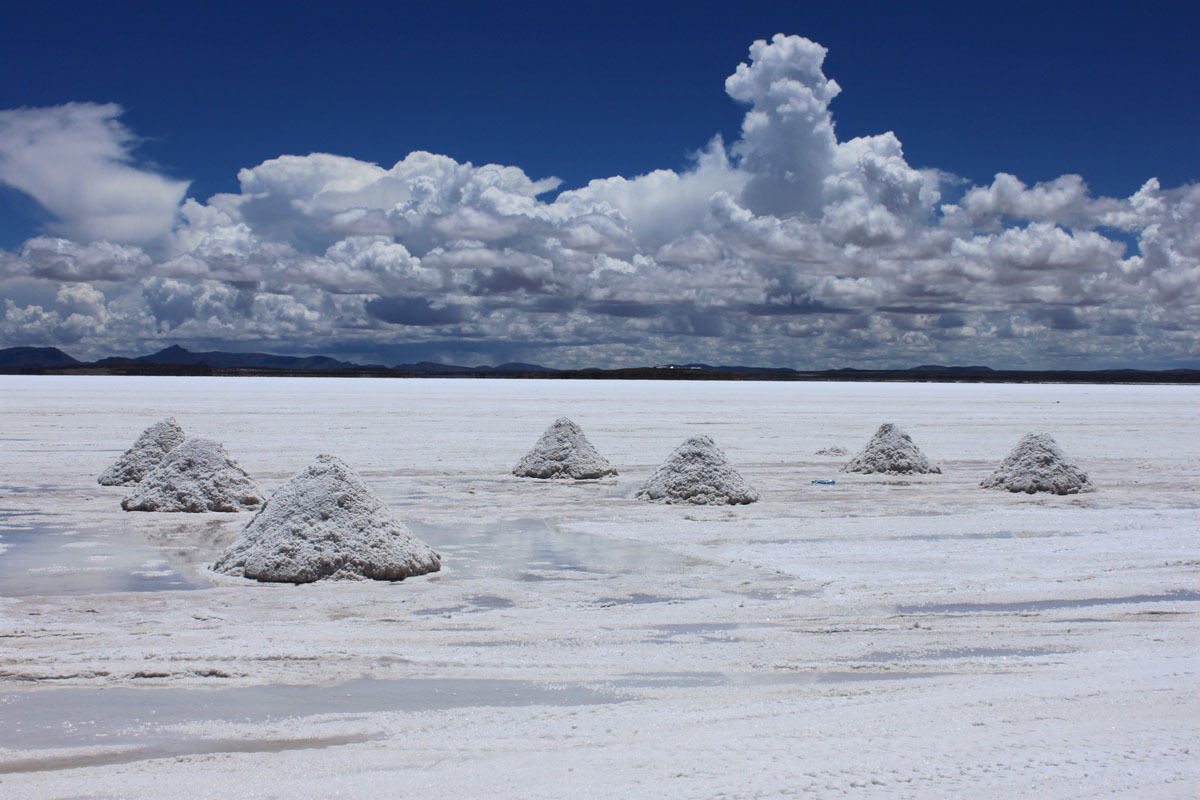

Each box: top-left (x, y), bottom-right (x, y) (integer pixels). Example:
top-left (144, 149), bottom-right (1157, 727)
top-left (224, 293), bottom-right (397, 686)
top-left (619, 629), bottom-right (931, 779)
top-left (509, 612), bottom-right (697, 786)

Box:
top-left (513, 417), bottom-right (618, 479)
top-left (121, 438), bottom-right (264, 512)
top-left (212, 454), bottom-right (440, 583)
top-left (843, 423), bottom-right (941, 474)
top-left (981, 432), bottom-right (1092, 495)
top-left (636, 435), bottom-right (758, 505)
top-left (97, 418), bottom-right (186, 486)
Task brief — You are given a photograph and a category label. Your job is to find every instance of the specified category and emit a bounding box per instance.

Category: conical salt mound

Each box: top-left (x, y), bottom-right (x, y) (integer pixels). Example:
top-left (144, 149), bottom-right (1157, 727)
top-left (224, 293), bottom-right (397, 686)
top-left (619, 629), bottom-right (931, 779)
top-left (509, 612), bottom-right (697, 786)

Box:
top-left (212, 454), bottom-right (440, 583)
top-left (121, 438), bottom-right (264, 512)
top-left (981, 432), bottom-right (1092, 495)
top-left (98, 418), bottom-right (186, 486)
top-left (843, 423), bottom-right (940, 474)
top-left (513, 417), bottom-right (617, 479)
top-left (635, 435), bottom-right (758, 505)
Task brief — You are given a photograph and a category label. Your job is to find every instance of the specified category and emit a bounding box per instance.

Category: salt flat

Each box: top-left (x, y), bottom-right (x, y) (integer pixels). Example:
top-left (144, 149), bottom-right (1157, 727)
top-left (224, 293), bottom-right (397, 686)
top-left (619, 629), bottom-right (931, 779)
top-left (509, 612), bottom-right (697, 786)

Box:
top-left (0, 375), bottom-right (1196, 798)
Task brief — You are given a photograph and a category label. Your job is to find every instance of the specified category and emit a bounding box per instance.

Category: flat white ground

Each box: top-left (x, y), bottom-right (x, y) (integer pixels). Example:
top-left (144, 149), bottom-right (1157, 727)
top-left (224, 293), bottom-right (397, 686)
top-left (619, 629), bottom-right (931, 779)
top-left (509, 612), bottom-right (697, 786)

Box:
top-left (0, 376), bottom-right (1196, 798)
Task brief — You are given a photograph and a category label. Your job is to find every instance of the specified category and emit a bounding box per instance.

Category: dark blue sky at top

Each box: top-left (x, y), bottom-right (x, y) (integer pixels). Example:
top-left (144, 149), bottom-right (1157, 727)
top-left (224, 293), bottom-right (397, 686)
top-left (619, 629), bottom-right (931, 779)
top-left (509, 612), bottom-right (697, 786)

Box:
top-left (1, 0), bottom-right (1198, 249)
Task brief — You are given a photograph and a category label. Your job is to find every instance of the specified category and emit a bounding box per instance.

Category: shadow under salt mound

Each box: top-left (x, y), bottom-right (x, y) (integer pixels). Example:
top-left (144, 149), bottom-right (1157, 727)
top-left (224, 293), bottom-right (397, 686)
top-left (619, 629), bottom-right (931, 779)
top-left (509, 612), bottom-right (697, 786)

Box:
top-left (407, 518), bottom-right (689, 581)
top-left (0, 521), bottom-right (205, 597)
top-left (0, 677), bottom-right (623, 756)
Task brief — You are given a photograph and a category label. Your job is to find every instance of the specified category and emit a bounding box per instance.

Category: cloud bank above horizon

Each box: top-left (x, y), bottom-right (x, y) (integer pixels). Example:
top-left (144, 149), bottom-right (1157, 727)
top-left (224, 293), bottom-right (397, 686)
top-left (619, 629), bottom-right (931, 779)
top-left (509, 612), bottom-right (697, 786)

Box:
top-left (1, 34), bottom-right (1196, 368)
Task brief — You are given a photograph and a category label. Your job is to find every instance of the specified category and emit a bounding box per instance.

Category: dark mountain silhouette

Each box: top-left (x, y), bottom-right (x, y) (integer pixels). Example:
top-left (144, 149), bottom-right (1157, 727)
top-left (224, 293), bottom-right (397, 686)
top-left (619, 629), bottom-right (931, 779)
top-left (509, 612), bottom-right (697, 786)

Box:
top-left (0, 346), bottom-right (80, 368)
top-left (0, 345), bottom-right (1195, 383)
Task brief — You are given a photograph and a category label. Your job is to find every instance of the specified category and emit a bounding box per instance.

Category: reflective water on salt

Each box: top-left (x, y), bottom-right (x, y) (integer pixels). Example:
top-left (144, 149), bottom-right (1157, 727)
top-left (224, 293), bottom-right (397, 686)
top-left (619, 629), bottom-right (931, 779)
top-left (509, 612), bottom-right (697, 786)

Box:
top-left (0, 520), bottom-right (202, 597)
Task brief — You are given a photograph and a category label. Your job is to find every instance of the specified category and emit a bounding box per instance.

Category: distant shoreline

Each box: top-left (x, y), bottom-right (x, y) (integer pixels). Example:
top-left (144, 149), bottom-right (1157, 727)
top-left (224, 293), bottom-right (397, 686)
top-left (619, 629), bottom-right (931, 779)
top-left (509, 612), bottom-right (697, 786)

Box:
top-left (4, 364), bottom-right (1197, 384)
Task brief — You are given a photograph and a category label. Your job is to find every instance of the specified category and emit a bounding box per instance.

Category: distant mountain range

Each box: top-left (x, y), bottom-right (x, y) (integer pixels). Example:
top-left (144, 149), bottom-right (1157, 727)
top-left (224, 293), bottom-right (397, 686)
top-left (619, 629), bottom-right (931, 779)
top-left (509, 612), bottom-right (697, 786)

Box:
top-left (1, 345), bottom-right (1196, 383)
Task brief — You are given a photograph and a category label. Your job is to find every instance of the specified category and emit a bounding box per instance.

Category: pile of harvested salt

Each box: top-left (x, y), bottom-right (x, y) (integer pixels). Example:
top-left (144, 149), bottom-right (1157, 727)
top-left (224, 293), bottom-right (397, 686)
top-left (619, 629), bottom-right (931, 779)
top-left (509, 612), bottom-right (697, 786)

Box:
top-left (814, 446), bottom-right (848, 456)
top-left (212, 454), bottom-right (440, 583)
top-left (636, 435), bottom-right (758, 505)
top-left (513, 417), bottom-right (617, 479)
top-left (843, 423), bottom-right (940, 474)
top-left (97, 418), bottom-right (186, 486)
top-left (981, 432), bottom-right (1092, 495)
top-left (121, 438), bottom-right (264, 512)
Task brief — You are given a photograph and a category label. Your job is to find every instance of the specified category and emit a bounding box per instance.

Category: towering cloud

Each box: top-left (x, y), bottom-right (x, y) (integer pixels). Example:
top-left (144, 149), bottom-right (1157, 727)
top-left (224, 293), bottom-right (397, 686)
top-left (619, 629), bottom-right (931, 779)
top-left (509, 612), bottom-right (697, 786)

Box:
top-left (0, 36), bottom-right (1196, 368)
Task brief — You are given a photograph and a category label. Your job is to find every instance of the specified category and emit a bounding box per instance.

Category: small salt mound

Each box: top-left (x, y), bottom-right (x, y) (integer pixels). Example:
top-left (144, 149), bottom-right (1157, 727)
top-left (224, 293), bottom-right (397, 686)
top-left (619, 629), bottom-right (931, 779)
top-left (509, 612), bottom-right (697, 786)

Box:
top-left (121, 438), bottom-right (264, 512)
top-left (981, 432), bottom-right (1092, 495)
top-left (636, 435), bottom-right (758, 505)
top-left (815, 446), bottom-right (848, 456)
top-left (843, 423), bottom-right (941, 475)
top-left (212, 454), bottom-right (440, 583)
top-left (98, 418), bottom-right (186, 486)
top-left (513, 417), bottom-right (617, 479)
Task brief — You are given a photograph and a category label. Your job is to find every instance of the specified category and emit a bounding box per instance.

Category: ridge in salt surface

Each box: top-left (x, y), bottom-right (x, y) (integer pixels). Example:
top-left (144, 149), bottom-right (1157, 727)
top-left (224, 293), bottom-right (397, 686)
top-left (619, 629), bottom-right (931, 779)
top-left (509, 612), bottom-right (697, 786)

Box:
top-left (97, 417), bottom-right (186, 486)
top-left (636, 435), bottom-right (758, 505)
top-left (213, 454), bottom-right (440, 583)
top-left (981, 432), bottom-right (1093, 495)
top-left (513, 417), bottom-right (618, 479)
top-left (121, 437), bottom-right (264, 512)
top-left (842, 423), bottom-right (941, 475)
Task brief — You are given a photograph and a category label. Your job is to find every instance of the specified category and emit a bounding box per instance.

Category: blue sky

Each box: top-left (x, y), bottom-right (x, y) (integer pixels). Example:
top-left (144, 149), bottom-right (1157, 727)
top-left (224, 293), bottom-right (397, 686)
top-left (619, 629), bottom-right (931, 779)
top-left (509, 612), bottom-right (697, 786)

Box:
top-left (1, 1), bottom-right (1198, 368)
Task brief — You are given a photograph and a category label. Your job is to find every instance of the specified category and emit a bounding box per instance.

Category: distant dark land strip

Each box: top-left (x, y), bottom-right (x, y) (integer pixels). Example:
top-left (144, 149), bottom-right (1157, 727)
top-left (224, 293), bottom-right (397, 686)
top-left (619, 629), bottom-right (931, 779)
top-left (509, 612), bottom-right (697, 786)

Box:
top-left (2, 346), bottom-right (1196, 384)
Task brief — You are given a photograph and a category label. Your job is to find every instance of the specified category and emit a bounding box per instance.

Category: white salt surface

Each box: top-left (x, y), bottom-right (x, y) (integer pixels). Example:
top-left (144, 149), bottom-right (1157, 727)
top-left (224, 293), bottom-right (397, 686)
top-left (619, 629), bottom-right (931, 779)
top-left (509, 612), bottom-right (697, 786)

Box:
top-left (0, 376), bottom-right (1197, 798)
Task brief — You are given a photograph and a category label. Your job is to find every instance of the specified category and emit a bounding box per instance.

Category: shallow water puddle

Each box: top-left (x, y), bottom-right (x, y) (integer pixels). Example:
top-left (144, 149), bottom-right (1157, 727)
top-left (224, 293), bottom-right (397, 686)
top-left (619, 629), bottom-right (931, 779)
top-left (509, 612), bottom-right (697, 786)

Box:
top-left (408, 518), bottom-right (688, 581)
top-left (896, 589), bottom-right (1200, 614)
top-left (842, 646), bottom-right (1072, 663)
top-left (0, 677), bottom-right (622, 755)
top-left (0, 521), bottom-right (204, 596)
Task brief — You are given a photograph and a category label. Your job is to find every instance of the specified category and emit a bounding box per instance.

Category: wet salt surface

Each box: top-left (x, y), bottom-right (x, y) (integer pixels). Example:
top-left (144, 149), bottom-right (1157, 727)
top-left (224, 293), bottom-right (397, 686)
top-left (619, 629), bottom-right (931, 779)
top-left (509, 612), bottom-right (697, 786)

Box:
top-left (0, 678), bottom-right (623, 754)
top-left (896, 589), bottom-right (1200, 614)
top-left (408, 518), bottom-right (691, 581)
top-left (0, 517), bottom-right (686, 596)
top-left (0, 668), bottom-right (957, 766)
top-left (0, 521), bottom-right (202, 597)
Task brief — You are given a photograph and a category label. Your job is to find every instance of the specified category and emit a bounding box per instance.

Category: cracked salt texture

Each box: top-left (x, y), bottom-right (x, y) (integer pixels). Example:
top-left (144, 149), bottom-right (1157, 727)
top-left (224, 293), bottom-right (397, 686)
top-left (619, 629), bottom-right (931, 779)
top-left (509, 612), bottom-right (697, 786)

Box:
top-left (97, 418), bottom-right (186, 486)
top-left (212, 454), bottom-right (440, 583)
top-left (512, 417), bottom-right (617, 479)
top-left (121, 438), bottom-right (264, 513)
top-left (842, 423), bottom-right (940, 475)
top-left (636, 435), bottom-right (758, 505)
top-left (981, 432), bottom-right (1093, 495)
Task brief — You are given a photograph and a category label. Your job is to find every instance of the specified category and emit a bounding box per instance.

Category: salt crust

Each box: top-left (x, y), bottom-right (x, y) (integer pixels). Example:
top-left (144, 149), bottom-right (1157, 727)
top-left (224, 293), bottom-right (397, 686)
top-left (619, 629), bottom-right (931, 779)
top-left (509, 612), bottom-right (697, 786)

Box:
top-left (121, 438), bottom-right (264, 513)
top-left (981, 432), bottom-right (1093, 495)
top-left (512, 417), bottom-right (617, 479)
top-left (97, 418), bottom-right (186, 486)
top-left (212, 454), bottom-right (440, 583)
top-left (843, 423), bottom-right (941, 474)
top-left (636, 435), bottom-right (758, 505)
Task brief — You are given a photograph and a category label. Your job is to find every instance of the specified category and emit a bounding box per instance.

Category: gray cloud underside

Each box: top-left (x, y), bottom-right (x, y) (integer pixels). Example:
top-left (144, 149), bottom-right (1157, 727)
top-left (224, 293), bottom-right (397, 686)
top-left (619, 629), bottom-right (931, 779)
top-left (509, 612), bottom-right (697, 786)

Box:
top-left (1, 34), bottom-right (1197, 368)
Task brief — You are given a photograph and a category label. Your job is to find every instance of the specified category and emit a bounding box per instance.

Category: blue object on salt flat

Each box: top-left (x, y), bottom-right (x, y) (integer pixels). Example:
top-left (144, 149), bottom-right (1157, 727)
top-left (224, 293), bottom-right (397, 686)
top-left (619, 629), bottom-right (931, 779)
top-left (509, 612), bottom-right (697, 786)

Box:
top-left (811, 479), bottom-right (836, 485)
